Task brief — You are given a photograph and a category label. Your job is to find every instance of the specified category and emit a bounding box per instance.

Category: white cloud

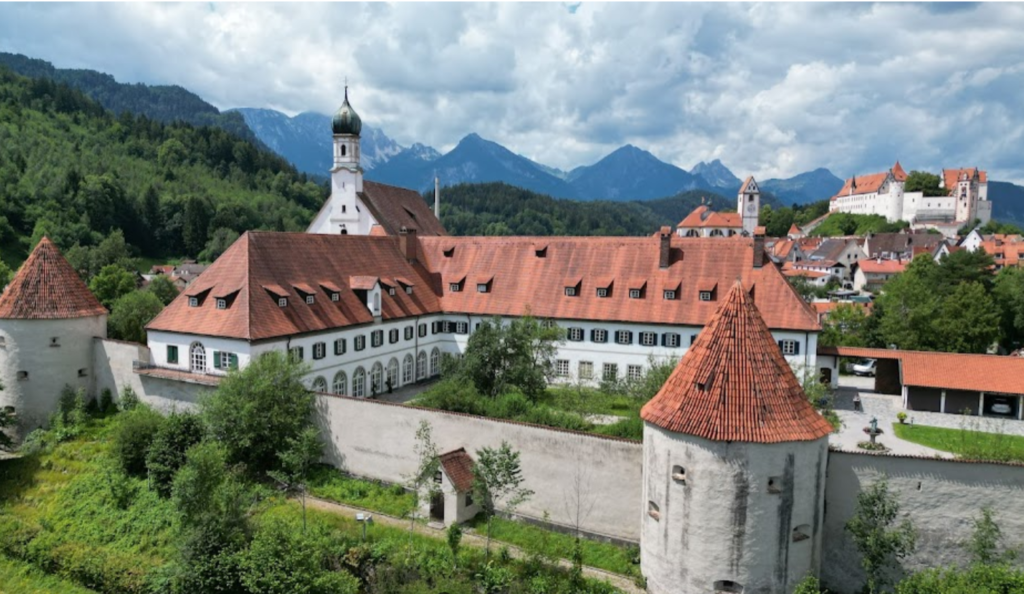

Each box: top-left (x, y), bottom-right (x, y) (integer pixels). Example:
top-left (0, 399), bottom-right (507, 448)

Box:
top-left (2, 2), bottom-right (1024, 182)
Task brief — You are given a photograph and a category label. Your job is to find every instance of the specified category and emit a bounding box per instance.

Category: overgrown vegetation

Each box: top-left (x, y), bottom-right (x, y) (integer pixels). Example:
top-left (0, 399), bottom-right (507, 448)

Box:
top-left (845, 476), bottom-right (917, 594)
top-left (812, 212), bottom-right (910, 237)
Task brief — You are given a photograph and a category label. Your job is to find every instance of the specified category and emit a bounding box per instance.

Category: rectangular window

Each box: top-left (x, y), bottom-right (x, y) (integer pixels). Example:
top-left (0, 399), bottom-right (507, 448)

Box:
top-left (188, 297), bottom-right (199, 307)
top-left (389, 329), bottom-right (399, 344)
top-left (699, 291), bottom-right (712, 302)
top-left (640, 332), bottom-right (657, 346)
top-left (628, 364), bottom-right (643, 381)
top-left (288, 347), bottom-right (303, 362)
top-left (615, 330), bottom-right (632, 345)
top-left (603, 363), bottom-right (618, 381)
top-left (779, 339), bottom-right (800, 356)
top-left (305, 295), bottom-right (315, 305)
top-left (664, 333), bottom-right (681, 348)
top-left (432, 321), bottom-right (440, 335)
top-left (629, 289), bottom-right (642, 299)
top-left (331, 292), bottom-right (340, 302)
top-left (564, 286), bottom-right (577, 297)
top-left (691, 334), bottom-right (698, 345)
top-left (167, 345), bottom-right (179, 364)
top-left (556, 360), bottom-right (570, 377)
top-left (477, 283), bottom-right (488, 293)
top-left (567, 327), bottom-right (584, 342)
top-left (355, 335), bottom-right (366, 351)
top-left (313, 342), bottom-right (326, 360)
top-left (334, 338), bottom-right (346, 355)
top-left (419, 323), bottom-right (427, 338)
top-left (388, 287), bottom-right (396, 296)
top-left (596, 288), bottom-right (608, 298)
top-left (406, 286), bottom-right (413, 295)
top-left (278, 297), bottom-right (288, 307)
top-left (591, 329), bottom-right (608, 343)
top-left (663, 290), bottom-right (676, 300)
top-left (371, 330), bottom-right (383, 348)
top-left (405, 326), bottom-right (414, 340)
top-left (456, 322), bottom-right (469, 335)
top-left (465, 493), bottom-right (474, 507)
top-left (579, 361), bottom-right (594, 379)
top-left (449, 283), bottom-right (461, 293)
top-left (216, 298), bottom-right (227, 310)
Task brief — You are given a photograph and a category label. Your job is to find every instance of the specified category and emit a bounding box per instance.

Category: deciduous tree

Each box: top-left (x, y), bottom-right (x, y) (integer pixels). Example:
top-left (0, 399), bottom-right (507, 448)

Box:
top-left (472, 441), bottom-right (534, 558)
top-left (845, 476), bottom-right (916, 594)
top-left (108, 289), bottom-right (164, 343)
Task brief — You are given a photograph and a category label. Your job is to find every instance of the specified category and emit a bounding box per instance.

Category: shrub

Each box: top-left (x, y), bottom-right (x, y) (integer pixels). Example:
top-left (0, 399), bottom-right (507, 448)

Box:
top-left (99, 389), bottom-right (115, 415)
top-left (240, 515), bottom-right (360, 594)
top-left (146, 411), bottom-right (205, 497)
top-left (120, 386), bottom-right (140, 411)
top-left (111, 406), bottom-right (163, 476)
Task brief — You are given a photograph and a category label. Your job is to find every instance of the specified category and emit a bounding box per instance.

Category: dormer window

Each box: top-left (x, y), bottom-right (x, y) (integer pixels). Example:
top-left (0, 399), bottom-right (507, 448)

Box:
top-left (189, 297), bottom-right (199, 307)
top-left (305, 295), bottom-right (315, 305)
top-left (699, 291), bottom-right (713, 302)
top-left (535, 247), bottom-right (547, 258)
top-left (278, 297), bottom-right (288, 307)
top-left (405, 286), bottom-right (413, 295)
top-left (450, 283), bottom-right (461, 293)
top-left (388, 287), bottom-right (396, 296)
top-left (216, 299), bottom-right (227, 310)
top-left (477, 284), bottom-right (488, 293)
top-left (331, 292), bottom-right (340, 302)
top-left (564, 286), bottom-right (576, 297)
top-left (629, 289), bottom-right (642, 299)
top-left (443, 247), bottom-right (455, 258)
top-left (664, 290), bottom-right (677, 300)
top-left (596, 288), bottom-right (608, 298)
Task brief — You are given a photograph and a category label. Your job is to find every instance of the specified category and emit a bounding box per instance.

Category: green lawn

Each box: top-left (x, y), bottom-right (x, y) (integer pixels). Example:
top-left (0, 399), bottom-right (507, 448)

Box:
top-left (467, 516), bottom-right (639, 577)
top-left (892, 423), bottom-right (1024, 463)
top-left (306, 464), bottom-right (417, 517)
top-left (0, 554), bottom-right (98, 594)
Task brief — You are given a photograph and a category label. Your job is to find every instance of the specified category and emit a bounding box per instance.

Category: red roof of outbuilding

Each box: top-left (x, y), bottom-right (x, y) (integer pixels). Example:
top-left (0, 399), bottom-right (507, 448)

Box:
top-left (439, 448), bottom-right (475, 493)
top-left (641, 283), bottom-right (834, 443)
top-left (0, 237), bottom-right (107, 320)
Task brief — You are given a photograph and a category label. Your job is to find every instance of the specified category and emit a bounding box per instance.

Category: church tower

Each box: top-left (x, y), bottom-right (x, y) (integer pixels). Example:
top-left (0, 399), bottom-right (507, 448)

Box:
top-left (639, 282), bottom-right (833, 594)
top-left (308, 87), bottom-right (370, 235)
top-left (737, 177), bottom-right (760, 236)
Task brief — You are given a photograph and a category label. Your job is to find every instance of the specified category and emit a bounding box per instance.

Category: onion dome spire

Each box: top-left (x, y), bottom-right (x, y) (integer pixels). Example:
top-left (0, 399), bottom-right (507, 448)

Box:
top-left (332, 85), bottom-right (362, 136)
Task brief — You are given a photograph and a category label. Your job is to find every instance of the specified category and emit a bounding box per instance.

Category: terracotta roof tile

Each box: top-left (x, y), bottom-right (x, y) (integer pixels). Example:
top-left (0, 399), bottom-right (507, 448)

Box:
top-left (360, 180), bottom-right (447, 237)
top-left (678, 205), bottom-right (742, 229)
top-left (439, 448), bottom-right (475, 492)
top-left (892, 161), bottom-right (907, 182)
top-left (641, 283), bottom-right (834, 443)
top-left (858, 259), bottom-right (908, 274)
top-left (943, 167), bottom-right (987, 189)
top-left (834, 172), bottom-right (889, 198)
top-left (0, 237), bottom-right (107, 320)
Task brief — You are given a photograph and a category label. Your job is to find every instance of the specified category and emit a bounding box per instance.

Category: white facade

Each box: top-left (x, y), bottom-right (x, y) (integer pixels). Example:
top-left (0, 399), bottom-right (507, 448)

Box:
top-left (738, 177), bottom-right (760, 236)
top-left (641, 424), bottom-right (829, 594)
top-left (306, 118), bottom-right (380, 236)
top-left (149, 317), bottom-right (820, 393)
top-left (0, 315), bottom-right (107, 432)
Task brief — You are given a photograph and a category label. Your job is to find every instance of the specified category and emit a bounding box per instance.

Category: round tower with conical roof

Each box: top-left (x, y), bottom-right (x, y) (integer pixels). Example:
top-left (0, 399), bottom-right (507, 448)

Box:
top-left (0, 238), bottom-right (108, 434)
top-left (639, 282), bottom-right (833, 594)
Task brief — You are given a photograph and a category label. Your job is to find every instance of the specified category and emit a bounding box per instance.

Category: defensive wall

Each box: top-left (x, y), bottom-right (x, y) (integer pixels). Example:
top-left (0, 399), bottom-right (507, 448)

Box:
top-left (90, 342), bottom-right (1024, 586)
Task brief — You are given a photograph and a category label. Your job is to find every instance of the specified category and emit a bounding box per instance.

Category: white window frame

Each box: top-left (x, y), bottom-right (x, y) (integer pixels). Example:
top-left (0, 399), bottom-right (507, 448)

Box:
top-left (477, 283), bottom-right (488, 293)
top-left (305, 295), bottom-right (315, 305)
top-left (450, 283), bottom-right (462, 292)
top-left (312, 342), bottom-right (326, 360)
top-left (780, 339), bottom-right (798, 356)
top-left (332, 371), bottom-right (347, 395)
top-left (592, 329), bottom-right (607, 343)
top-left (416, 351), bottom-right (427, 380)
top-left (331, 292), bottom-right (340, 302)
top-left (629, 289), bottom-right (642, 299)
top-left (627, 364), bottom-right (643, 382)
top-left (564, 286), bottom-right (577, 297)
top-left (278, 297), bottom-right (288, 307)
top-left (615, 330), bottom-right (632, 345)
top-left (663, 290), bottom-right (676, 300)
top-left (596, 288), bottom-right (609, 298)
top-left (603, 363), bottom-right (618, 381)
top-left (568, 327), bottom-right (583, 342)
top-left (665, 333), bottom-right (681, 348)
top-left (403, 354), bottom-right (414, 384)
top-left (352, 367), bottom-right (366, 398)
top-left (578, 361), bottom-right (594, 380)
top-left (640, 332), bottom-right (657, 347)
top-left (699, 291), bottom-right (712, 301)
top-left (216, 298), bottom-right (227, 310)
top-left (189, 296), bottom-right (199, 307)
top-left (556, 359), bottom-right (570, 377)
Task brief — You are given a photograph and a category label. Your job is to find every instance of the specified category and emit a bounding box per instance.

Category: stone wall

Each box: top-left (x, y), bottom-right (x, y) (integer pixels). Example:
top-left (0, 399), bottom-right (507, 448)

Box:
top-left (93, 338), bottom-right (208, 413)
top-left (314, 393), bottom-right (644, 542)
top-left (821, 450), bottom-right (1024, 593)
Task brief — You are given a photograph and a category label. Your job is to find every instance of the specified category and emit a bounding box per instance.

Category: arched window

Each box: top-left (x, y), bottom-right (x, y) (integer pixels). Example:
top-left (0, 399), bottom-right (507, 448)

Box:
top-left (341, 144), bottom-right (347, 156)
top-left (311, 376), bottom-right (327, 393)
top-left (416, 351), bottom-right (427, 380)
top-left (370, 362), bottom-right (383, 396)
top-left (686, 229), bottom-right (699, 237)
top-left (332, 371), bottom-right (347, 396)
top-left (373, 292), bottom-right (380, 314)
top-left (710, 229), bottom-right (724, 237)
top-left (430, 348), bottom-right (441, 377)
top-left (352, 367), bottom-right (365, 398)
top-left (403, 354), bottom-right (414, 384)
top-left (387, 358), bottom-right (399, 389)
top-left (190, 342), bottom-right (206, 373)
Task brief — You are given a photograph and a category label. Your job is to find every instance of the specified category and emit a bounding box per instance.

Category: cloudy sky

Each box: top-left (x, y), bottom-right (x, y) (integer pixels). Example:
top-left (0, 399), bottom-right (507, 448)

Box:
top-left (2, 2), bottom-right (1023, 182)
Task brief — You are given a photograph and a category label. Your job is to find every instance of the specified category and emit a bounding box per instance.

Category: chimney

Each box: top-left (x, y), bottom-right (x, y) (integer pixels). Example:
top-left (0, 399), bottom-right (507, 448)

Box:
top-left (434, 176), bottom-right (440, 221)
top-left (399, 226), bottom-right (418, 262)
top-left (659, 226), bottom-right (672, 268)
top-left (753, 232), bottom-right (765, 269)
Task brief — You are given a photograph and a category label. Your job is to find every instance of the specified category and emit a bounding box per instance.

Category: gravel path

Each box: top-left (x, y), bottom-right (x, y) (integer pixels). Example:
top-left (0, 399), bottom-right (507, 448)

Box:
top-left (303, 496), bottom-right (644, 594)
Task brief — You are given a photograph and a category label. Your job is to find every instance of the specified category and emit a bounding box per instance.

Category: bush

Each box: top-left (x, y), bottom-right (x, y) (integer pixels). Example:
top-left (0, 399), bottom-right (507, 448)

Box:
top-left (240, 515), bottom-right (360, 594)
top-left (593, 416), bottom-right (643, 440)
top-left (120, 387), bottom-right (140, 412)
top-left (111, 407), bottom-right (163, 476)
top-left (146, 412), bottom-right (205, 497)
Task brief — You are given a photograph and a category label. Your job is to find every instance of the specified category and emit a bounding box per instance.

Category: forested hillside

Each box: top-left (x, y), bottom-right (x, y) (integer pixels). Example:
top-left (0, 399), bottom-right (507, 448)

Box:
top-left (0, 66), bottom-right (326, 264)
top-left (429, 183), bottom-right (779, 236)
top-left (0, 52), bottom-right (259, 144)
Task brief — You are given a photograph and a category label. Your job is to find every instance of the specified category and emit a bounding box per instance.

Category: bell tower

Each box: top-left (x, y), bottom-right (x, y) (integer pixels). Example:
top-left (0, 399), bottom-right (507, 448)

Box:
top-left (308, 86), bottom-right (369, 235)
top-left (737, 176), bottom-right (760, 236)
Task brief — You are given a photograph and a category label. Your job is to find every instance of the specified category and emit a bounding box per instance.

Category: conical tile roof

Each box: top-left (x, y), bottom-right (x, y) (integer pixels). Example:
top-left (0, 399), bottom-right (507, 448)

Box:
top-left (640, 282), bottom-right (833, 443)
top-left (0, 237), bottom-right (107, 319)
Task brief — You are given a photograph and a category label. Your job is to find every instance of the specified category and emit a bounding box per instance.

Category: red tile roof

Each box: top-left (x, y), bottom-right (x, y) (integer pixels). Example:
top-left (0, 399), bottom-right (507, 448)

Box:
top-left (892, 161), bottom-right (907, 182)
top-left (857, 259), bottom-right (909, 274)
top-left (421, 235), bottom-right (819, 331)
top-left (819, 346), bottom-right (1024, 396)
top-left (678, 205), bottom-right (742, 229)
top-left (146, 232), bottom-right (443, 341)
top-left (147, 233), bottom-right (821, 340)
top-left (943, 167), bottom-right (987, 189)
top-left (0, 237), bottom-right (107, 320)
top-left (439, 448), bottom-right (475, 492)
top-left (788, 224), bottom-right (801, 236)
top-left (360, 180), bottom-right (447, 237)
top-left (641, 283), bottom-right (834, 443)
top-left (833, 172), bottom-right (889, 198)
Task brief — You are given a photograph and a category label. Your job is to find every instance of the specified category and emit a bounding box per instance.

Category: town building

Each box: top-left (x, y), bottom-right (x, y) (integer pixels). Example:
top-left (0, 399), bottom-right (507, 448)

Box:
top-left (828, 161), bottom-right (991, 236)
top-left (676, 177), bottom-right (762, 238)
top-left (853, 259), bottom-right (909, 293)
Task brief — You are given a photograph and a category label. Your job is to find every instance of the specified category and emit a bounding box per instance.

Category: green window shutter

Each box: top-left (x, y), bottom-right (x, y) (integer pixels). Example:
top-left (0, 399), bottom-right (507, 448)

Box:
top-left (167, 345), bottom-right (178, 364)
top-left (213, 351), bottom-right (221, 368)
top-left (229, 353), bottom-right (239, 369)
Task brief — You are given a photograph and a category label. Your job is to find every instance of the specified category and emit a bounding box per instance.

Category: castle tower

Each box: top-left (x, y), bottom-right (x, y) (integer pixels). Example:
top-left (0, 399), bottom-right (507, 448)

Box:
top-left (737, 177), bottom-right (760, 236)
top-left (308, 87), bottom-right (367, 235)
top-left (639, 282), bottom-right (833, 594)
top-left (0, 238), bottom-right (108, 435)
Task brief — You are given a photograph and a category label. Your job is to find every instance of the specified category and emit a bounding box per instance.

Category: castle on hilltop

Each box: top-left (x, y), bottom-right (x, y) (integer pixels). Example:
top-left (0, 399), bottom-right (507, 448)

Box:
top-left (829, 161), bottom-right (991, 235)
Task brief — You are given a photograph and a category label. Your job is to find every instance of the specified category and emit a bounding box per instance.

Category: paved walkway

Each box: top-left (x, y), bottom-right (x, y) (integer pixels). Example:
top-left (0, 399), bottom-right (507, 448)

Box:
top-left (303, 496), bottom-right (644, 594)
top-left (372, 378), bottom-right (439, 404)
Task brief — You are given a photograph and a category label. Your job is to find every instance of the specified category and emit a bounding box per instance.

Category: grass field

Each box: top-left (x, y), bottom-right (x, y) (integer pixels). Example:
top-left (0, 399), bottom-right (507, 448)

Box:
top-left (892, 423), bottom-right (1024, 463)
top-left (306, 464), bottom-right (417, 517)
top-left (0, 554), bottom-right (98, 594)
